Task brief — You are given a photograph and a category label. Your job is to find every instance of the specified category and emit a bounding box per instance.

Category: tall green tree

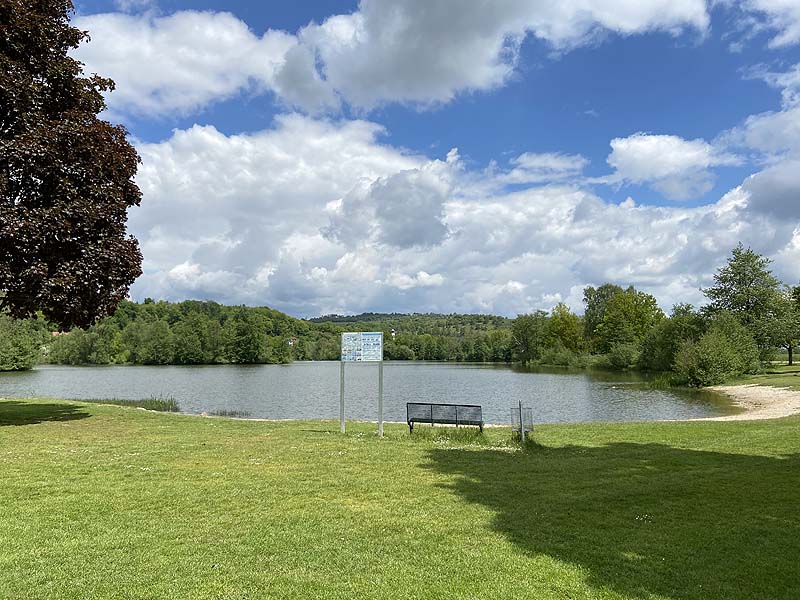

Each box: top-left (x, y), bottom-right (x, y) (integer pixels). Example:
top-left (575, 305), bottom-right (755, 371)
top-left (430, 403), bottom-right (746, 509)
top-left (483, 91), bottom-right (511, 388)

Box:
top-left (547, 303), bottom-right (584, 353)
top-left (703, 244), bottom-right (781, 322)
top-left (703, 244), bottom-right (783, 360)
top-left (0, 0), bottom-right (142, 329)
top-left (595, 289), bottom-right (664, 354)
top-left (224, 311), bottom-right (265, 364)
top-left (511, 311), bottom-right (549, 363)
top-left (582, 283), bottom-right (624, 348)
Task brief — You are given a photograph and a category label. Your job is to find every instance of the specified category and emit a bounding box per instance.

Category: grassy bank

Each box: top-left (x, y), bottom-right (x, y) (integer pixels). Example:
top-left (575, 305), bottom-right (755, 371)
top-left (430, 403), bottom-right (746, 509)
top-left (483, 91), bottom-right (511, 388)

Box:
top-left (731, 364), bottom-right (800, 390)
top-left (1, 399), bottom-right (799, 599)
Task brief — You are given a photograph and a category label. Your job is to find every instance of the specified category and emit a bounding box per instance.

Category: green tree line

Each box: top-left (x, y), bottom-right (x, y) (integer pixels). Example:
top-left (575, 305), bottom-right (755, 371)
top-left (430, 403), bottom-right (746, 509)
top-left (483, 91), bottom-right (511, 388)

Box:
top-left (510, 244), bottom-right (800, 385)
top-left (2, 244), bottom-right (798, 387)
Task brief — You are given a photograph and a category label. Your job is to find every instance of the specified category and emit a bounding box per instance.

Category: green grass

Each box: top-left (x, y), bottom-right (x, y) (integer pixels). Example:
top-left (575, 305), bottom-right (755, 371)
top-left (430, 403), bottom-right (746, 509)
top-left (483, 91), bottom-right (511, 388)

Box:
top-left (730, 364), bottom-right (800, 390)
top-left (1, 399), bottom-right (799, 599)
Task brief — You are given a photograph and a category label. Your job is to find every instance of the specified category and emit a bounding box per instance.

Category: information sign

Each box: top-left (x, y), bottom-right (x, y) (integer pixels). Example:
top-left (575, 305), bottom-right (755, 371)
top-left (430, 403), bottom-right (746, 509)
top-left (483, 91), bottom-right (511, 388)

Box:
top-left (339, 332), bottom-right (385, 436)
top-left (340, 332), bottom-right (383, 362)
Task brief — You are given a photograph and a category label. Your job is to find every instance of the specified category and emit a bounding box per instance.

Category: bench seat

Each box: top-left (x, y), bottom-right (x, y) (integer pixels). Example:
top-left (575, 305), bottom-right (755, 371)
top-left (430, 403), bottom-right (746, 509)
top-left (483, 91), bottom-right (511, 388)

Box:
top-left (407, 402), bottom-right (483, 433)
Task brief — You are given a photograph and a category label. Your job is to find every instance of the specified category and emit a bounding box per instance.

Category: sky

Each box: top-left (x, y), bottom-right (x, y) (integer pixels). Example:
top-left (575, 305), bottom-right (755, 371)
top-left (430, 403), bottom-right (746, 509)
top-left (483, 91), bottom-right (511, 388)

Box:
top-left (70, 0), bottom-right (800, 317)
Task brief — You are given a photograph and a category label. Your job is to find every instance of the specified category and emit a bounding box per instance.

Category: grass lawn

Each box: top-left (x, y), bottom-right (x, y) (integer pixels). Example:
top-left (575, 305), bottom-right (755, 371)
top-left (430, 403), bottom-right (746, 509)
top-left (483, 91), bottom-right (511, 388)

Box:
top-left (732, 364), bottom-right (800, 390)
top-left (1, 399), bottom-right (799, 599)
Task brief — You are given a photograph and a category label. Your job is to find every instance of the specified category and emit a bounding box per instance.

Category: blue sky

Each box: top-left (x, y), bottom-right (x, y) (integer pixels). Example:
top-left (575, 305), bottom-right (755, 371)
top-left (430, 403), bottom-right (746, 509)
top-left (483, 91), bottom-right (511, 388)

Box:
top-left (70, 0), bottom-right (800, 316)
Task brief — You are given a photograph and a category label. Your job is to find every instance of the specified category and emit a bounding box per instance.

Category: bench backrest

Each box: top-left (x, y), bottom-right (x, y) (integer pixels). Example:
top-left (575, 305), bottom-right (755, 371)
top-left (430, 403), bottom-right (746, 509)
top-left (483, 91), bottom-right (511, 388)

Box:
top-left (407, 402), bottom-right (482, 423)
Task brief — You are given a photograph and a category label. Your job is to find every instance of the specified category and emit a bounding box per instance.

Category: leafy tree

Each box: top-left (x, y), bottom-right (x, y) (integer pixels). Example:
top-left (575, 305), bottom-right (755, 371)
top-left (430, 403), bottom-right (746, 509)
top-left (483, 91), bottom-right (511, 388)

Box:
top-left (547, 303), bottom-right (584, 353)
top-left (0, 314), bottom-right (40, 370)
top-left (773, 289), bottom-right (800, 366)
top-left (0, 0), bottom-right (142, 329)
top-left (172, 319), bottom-right (207, 365)
top-left (511, 311), bottom-right (549, 363)
top-left (49, 322), bottom-right (116, 364)
top-left (595, 288), bottom-right (664, 354)
top-left (582, 283), bottom-right (624, 349)
top-left (136, 320), bottom-right (174, 365)
top-left (639, 304), bottom-right (705, 371)
top-left (703, 244), bottom-right (781, 323)
top-left (224, 311), bottom-right (265, 364)
top-left (703, 244), bottom-right (783, 360)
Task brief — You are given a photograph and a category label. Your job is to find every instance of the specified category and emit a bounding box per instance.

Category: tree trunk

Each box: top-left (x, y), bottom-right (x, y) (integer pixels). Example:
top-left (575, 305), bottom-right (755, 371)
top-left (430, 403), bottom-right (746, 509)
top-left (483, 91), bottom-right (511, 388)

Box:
top-left (789, 344), bottom-right (793, 366)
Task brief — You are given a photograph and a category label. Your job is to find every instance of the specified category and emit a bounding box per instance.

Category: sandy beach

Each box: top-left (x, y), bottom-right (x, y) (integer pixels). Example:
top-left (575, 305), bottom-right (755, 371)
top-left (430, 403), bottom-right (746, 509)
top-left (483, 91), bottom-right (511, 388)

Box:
top-left (701, 384), bottom-right (800, 421)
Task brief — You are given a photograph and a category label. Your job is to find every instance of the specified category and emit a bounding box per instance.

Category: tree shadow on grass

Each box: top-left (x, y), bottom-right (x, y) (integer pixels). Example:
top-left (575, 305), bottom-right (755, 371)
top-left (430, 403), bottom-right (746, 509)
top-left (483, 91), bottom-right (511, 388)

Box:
top-left (425, 442), bottom-right (800, 600)
top-left (0, 400), bottom-right (90, 426)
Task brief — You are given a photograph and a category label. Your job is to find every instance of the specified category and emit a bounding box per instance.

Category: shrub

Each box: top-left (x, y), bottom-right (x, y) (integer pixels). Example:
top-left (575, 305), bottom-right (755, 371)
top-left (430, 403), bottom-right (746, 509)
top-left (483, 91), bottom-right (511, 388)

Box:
top-left (674, 318), bottom-right (760, 386)
top-left (539, 343), bottom-right (575, 367)
top-left (0, 315), bottom-right (40, 371)
top-left (607, 342), bottom-right (641, 370)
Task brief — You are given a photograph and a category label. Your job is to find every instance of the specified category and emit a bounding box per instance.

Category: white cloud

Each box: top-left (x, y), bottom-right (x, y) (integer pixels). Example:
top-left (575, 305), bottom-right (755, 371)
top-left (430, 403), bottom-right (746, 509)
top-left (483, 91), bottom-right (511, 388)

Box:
top-left (742, 159), bottom-right (800, 219)
top-left (385, 271), bottom-right (445, 290)
top-left (125, 115), bottom-right (799, 316)
top-left (296, 0), bottom-right (707, 110)
top-left (499, 152), bottom-right (589, 184)
top-left (74, 1), bottom-right (709, 117)
top-left (112, 0), bottom-right (155, 12)
top-left (749, 62), bottom-right (800, 106)
top-left (726, 64), bottom-right (800, 160)
top-left (741, 0), bottom-right (800, 47)
top-left (325, 150), bottom-right (457, 249)
top-left (604, 133), bottom-right (740, 200)
top-left (129, 114), bottom-right (421, 308)
top-left (733, 105), bottom-right (800, 156)
top-left (73, 11), bottom-right (296, 117)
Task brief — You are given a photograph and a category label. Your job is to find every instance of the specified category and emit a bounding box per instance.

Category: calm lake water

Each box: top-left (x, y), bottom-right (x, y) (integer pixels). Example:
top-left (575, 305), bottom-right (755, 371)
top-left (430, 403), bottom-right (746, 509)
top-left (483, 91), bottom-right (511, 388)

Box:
top-left (0, 362), bottom-right (735, 425)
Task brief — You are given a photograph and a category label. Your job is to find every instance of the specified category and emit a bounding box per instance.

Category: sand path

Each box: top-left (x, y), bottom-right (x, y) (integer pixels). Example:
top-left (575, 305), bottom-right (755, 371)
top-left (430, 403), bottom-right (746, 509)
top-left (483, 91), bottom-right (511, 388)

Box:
top-left (699, 384), bottom-right (800, 421)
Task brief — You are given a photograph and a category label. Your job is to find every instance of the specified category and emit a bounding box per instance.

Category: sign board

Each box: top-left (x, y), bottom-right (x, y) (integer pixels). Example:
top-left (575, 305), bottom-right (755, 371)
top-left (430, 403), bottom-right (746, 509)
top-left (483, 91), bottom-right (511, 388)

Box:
top-left (341, 332), bottom-right (383, 362)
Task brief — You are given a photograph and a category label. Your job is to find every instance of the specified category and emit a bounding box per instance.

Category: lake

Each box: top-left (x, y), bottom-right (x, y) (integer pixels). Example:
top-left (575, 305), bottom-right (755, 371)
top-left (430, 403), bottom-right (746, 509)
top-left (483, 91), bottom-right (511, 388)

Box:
top-left (0, 362), bottom-right (736, 425)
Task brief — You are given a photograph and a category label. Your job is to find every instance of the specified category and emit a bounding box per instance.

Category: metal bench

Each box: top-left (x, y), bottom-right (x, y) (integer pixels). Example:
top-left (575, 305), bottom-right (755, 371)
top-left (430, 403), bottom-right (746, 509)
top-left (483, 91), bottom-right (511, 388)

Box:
top-left (406, 402), bottom-right (483, 433)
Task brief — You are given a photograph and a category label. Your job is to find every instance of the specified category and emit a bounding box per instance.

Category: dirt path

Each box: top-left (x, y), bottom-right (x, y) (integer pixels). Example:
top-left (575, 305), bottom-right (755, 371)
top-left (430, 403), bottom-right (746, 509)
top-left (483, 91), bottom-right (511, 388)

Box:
top-left (699, 384), bottom-right (800, 421)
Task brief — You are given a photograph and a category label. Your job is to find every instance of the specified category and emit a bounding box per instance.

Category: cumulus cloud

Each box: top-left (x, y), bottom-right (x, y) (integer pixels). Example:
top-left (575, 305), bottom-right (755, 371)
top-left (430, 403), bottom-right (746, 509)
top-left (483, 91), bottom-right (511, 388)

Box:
top-left (742, 159), bottom-right (800, 219)
top-left (74, 1), bottom-right (709, 117)
top-left (324, 150), bottom-right (457, 249)
top-left (297, 0), bottom-right (708, 110)
top-left (604, 133), bottom-right (740, 200)
top-left (73, 11), bottom-right (296, 117)
top-left (125, 115), bottom-right (799, 316)
top-left (129, 114), bottom-right (421, 308)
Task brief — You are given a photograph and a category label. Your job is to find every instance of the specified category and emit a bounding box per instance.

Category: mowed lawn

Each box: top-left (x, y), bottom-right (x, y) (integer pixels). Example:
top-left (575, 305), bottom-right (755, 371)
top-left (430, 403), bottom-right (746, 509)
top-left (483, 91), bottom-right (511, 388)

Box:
top-left (1, 399), bottom-right (799, 600)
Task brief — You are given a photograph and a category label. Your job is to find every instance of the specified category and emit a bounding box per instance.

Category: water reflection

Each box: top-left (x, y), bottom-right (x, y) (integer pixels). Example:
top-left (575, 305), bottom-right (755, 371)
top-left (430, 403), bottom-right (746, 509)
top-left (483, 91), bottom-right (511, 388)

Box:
top-left (0, 362), bottom-right (735, 424)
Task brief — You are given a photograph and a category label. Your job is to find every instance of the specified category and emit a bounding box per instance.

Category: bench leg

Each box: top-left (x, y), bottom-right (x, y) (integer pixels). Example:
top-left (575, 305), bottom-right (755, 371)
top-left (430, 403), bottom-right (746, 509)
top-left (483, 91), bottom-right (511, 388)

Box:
top-left (408, 422), bottom-right (413, 434)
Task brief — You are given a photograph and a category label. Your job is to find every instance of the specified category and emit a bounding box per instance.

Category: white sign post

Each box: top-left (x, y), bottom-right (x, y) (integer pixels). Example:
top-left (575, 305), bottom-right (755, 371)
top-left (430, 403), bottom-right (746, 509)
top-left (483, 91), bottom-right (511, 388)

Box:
top-left (340, 332), bottom-right (384, 436)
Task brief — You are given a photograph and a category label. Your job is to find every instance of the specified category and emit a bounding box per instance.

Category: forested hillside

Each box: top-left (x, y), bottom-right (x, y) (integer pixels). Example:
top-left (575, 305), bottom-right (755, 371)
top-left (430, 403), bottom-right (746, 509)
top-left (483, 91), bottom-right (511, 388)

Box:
top-left (33, 301), bottom-right (513, 366)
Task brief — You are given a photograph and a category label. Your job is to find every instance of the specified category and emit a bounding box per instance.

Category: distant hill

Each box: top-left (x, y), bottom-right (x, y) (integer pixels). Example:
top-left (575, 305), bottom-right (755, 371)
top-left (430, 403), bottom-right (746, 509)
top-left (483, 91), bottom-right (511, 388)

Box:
top-left (44, 301), bottom-right (514, 365)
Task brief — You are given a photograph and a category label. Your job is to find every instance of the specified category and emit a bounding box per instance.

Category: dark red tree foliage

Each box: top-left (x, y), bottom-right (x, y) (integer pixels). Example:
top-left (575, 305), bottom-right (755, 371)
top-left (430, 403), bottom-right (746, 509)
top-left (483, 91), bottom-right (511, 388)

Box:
top-left (0, 0), bottom-right (142, 328)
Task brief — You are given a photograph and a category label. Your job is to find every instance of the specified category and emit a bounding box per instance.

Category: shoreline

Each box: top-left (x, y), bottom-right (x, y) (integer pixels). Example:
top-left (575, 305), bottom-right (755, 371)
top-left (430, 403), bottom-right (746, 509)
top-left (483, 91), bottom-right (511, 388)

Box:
top-left (6, 384), bottom-right (800, 424)
top-left (696, 384), bottom-right (800, 421)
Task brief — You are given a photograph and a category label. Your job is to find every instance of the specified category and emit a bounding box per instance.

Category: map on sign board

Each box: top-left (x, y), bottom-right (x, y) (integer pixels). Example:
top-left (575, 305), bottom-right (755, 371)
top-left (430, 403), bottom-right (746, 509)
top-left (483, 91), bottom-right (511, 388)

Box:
top-left (341, 332), bottom-right (383, 362)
